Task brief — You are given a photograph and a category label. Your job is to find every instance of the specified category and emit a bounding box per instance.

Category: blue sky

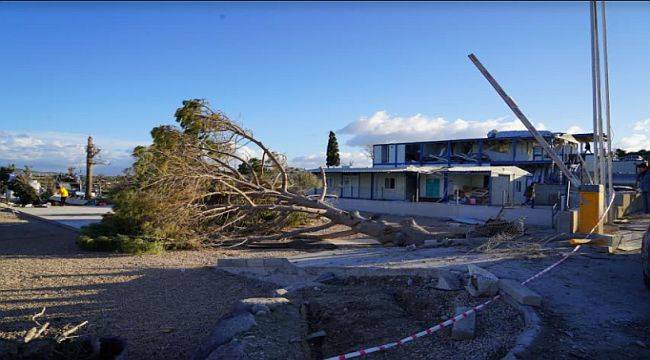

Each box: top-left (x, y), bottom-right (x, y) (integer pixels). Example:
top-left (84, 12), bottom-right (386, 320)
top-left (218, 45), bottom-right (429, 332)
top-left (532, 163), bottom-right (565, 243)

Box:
top-left (0, 1), bottom-right (648, 174)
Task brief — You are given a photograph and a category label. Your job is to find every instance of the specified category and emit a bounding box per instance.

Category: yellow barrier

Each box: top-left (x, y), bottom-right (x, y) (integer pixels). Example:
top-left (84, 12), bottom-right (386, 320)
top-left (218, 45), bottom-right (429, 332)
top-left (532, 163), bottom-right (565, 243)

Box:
top-left (578, 184), bottom-right (605, 234)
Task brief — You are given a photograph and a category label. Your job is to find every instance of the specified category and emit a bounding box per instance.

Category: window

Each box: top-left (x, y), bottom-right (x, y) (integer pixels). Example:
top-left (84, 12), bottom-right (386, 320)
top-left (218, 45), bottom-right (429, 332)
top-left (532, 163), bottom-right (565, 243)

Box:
top-left (384, 177), bottom-right (396, 189)
top-left (516, 180), bottom-right (522, 192)
top-left (380, 145), bottom-right (389, 163)
top-left (405, 144), bottom-right (421, 163)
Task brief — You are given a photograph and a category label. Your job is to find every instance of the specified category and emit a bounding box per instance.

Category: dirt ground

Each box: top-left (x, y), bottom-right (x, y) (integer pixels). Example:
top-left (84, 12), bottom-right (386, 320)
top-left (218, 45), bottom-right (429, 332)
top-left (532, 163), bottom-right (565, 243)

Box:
top-left (302, 276), bottom-right (522, 360)
top-left (0, 210), bottom-right (306, 359)
top-left (3, 208), bottom-right (650, 360)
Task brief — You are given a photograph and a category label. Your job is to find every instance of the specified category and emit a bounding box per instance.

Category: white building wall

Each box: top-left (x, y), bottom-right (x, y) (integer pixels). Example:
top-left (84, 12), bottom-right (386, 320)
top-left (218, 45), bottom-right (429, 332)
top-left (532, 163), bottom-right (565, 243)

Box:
top-left (359, 173), bottom-right (372, 199)
top-left (331, 198), bottom-right (553, 227)
top-left (373, 173), bottom-right (406, 200)
top-left (514, 141), bottom-right (533, 161)
top-left (326, 173), bottom-right (342, 196)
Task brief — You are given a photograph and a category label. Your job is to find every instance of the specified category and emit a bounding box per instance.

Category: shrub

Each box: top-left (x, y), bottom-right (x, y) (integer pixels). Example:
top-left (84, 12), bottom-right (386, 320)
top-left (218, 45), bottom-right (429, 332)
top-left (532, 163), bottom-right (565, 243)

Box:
top-left (76, 234), bottom-right (164, 255)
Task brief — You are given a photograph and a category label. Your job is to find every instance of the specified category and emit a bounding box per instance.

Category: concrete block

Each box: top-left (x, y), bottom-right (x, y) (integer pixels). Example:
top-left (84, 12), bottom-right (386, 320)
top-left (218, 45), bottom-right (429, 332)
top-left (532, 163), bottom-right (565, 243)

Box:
top-left (205, 339), bottom-right (246, 360)
top-left (466, 265), bottom-right (499, 297)
top-left (451, 306), bottom-right (475, 340)
top-left (216, 258), bottom-right (248, 268)
top-left (436, 271), bottom-right (463, 291)
top-left (263, 258), bottom-right (292, 267)
top-left (246, 258), bottom-right (265, 267)
top-left (192, 310), bottom-right (256, 360)
top-left (272, 288), bottom-right (288, 297)
top-left (498, 279), bottom-right (542, 307)
top-left (239, 297), bottom-right (290, 311)
top-left (556, 210), bottom-right (578, 234)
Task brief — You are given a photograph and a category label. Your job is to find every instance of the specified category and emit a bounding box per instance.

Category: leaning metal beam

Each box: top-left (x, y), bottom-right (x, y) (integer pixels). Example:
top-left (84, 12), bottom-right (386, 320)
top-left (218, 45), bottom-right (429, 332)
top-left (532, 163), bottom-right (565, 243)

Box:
top-left (468, 53), bottom-right (581, 187)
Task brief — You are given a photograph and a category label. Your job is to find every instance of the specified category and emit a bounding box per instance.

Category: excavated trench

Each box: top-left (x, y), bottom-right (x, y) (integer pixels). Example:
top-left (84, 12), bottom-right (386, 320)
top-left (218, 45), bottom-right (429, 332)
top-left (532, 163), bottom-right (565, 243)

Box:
top-left (300, 276), bottom-right (524, 360)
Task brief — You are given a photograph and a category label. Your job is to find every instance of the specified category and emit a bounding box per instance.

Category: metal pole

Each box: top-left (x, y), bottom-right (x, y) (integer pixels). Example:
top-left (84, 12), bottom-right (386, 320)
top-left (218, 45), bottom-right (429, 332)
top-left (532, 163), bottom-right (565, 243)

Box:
top-left (589, 1), bottom-right (601, 184)
top-left (85, 136), bottom-right (96, 200)
top-left (601, 0), bottom-right (614, 205)
top-left (594, 2), bottom-right (607, 188)
top-left (468, 53), bottom-right (581, 187)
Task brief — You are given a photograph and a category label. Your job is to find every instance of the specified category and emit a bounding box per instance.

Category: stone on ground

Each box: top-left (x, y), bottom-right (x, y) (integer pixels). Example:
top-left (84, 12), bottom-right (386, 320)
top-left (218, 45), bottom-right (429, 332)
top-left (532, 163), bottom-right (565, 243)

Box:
top-left (205, 339), bottom-right (247, 360)
top-left (436, 271), bottom-right (463, 291)
top-left (466, 265), bottom-right (499, 297)
top-left (451, 306), bottom-right (476, 340)
top-left (192, 310), bottom-right (256, 360)
top-left (239, 297), bottom-right (290, 312)
top-left (498, 279), bottom-right (542, 307)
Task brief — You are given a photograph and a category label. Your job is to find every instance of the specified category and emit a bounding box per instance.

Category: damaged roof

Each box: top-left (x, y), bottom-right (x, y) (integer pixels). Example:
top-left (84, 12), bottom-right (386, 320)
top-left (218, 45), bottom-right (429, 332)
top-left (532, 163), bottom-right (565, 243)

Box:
top-left (314, 165), bottom-right (530, 176)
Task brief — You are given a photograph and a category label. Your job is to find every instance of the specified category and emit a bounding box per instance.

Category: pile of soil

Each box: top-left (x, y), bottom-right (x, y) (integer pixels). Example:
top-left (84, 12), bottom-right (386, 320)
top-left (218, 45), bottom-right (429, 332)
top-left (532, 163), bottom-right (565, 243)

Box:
top-left (302, 276), bottom-right (523, 360)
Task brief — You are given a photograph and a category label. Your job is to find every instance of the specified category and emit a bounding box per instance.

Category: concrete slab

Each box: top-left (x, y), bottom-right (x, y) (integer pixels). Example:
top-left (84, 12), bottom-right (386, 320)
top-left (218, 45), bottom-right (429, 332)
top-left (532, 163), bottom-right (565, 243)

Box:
top-left (436, 271), bottom-right (463, 291)
top-left (466, 265), bottom-right (499, 297)
top-left (216, 258), bottom-right (249, 268)
top-left (332, 198), bottom-right (554, 227)
top-left (498, 279), bottom-right (542, 307)
top-left (12, 205), bottom-right (112, 230)
top-left (451, 306), bottom-right (476, 340)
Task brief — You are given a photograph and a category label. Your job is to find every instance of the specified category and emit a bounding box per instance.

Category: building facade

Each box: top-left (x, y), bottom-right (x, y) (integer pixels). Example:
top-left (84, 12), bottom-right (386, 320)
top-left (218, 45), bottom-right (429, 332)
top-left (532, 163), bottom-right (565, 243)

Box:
top-left (314, 130), bottom-right (596, 209)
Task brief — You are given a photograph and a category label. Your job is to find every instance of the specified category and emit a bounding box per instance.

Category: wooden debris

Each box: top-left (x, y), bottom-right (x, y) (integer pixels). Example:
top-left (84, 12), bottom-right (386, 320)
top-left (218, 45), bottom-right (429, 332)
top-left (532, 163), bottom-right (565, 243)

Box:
top-left (56, 321), bottom-right (88, 343)
top-left (24, 322), bottom-right (50, 343)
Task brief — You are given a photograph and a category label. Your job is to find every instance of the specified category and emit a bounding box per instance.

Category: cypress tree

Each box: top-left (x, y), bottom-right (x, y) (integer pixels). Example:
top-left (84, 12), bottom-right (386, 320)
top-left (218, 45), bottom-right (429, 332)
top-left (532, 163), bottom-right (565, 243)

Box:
top-left (326, 131), bottom-right (341, 168)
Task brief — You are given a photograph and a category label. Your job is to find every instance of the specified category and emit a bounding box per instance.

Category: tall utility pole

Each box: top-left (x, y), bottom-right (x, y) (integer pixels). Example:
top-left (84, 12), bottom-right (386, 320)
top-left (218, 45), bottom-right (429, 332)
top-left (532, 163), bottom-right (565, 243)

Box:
top-left (85, 136), bottom-right (101, 200)
top-left (589, 1), bottom-right (614, 208)
top-left (600, 1), bottom-right (614, 204)
top-left (589, 1), bottom-right (602, 185)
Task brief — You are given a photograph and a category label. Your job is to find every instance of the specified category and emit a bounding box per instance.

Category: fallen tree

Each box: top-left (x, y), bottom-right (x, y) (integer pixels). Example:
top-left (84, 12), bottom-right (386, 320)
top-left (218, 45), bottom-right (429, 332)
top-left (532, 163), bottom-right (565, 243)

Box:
top-left (135, 100), bottom-right (450, 246)
top-left (94, 100), bottom-right (451, 248)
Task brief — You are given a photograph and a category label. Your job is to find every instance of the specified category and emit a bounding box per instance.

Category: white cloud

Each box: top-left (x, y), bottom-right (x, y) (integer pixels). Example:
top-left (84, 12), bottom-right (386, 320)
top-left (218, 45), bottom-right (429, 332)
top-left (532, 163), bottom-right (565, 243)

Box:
top-left (617, 133), bottom-right (648, 152)
top-left (338, 111), bottom-right (551, 147)
top-left (234, 145), bottom-right (263, 160)
top-left (290, 151), bottom-right (371, 170)
top-left (632, 119), bottom-right (650, 132)
top-left (566, 125), bottom-right (584, 134)
top-left (0, 131), bottom-right (144, 174)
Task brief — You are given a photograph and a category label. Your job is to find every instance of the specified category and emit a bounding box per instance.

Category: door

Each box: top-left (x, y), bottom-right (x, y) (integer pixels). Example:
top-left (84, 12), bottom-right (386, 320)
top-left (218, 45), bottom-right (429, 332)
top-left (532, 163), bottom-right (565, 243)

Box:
top-left (425, 178), bottom-right (440, 198)
top-left (491, 175), bottom-right (512, 206)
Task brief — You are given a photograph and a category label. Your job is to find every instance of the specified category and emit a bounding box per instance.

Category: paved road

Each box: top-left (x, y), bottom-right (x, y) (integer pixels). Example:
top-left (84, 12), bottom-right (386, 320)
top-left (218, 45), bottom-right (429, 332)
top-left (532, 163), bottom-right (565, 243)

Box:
top-left (10, 205), bottom-right (112, 229)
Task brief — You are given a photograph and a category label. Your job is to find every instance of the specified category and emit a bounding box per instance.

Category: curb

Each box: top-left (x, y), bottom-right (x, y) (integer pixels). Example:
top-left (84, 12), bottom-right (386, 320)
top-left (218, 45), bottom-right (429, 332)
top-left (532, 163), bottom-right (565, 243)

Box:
top-left (501, 294), bottom-right (542, 360)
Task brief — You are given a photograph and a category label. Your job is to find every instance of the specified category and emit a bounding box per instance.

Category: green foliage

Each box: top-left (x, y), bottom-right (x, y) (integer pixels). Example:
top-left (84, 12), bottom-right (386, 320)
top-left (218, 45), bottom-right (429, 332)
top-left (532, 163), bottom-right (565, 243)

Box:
top-left (289, 170), bottom-right (321, 195)
top-left (326, 131), bottom-right (340, 168)
top-left (284, 212), bottom-right (311, 228)
top-left (238, 157), bottom-right (264, 175)
top-left (615, 148), bottom-right (649, 159)
top-left (0, 164), bottom-right (16, 194)
top-left (76, 100), bottom-right (216, 253)
top-left (13, 174), bottom-right (40, 206)
top-left (76, 234), bottom-right (163, 254)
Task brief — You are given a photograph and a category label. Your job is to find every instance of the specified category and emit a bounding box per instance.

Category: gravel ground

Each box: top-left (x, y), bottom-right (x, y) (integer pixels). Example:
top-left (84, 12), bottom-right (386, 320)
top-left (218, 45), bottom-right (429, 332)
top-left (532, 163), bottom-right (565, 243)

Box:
top-left (302, 276), bottom-right (522, 360)
top-left (0, 210), bottom-right (306, 359)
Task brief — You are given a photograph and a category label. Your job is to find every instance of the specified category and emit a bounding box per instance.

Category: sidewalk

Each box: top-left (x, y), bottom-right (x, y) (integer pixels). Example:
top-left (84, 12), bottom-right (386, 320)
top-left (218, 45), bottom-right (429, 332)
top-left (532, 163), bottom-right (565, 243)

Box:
top-left (6, 204), bottom-right (112, 230)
